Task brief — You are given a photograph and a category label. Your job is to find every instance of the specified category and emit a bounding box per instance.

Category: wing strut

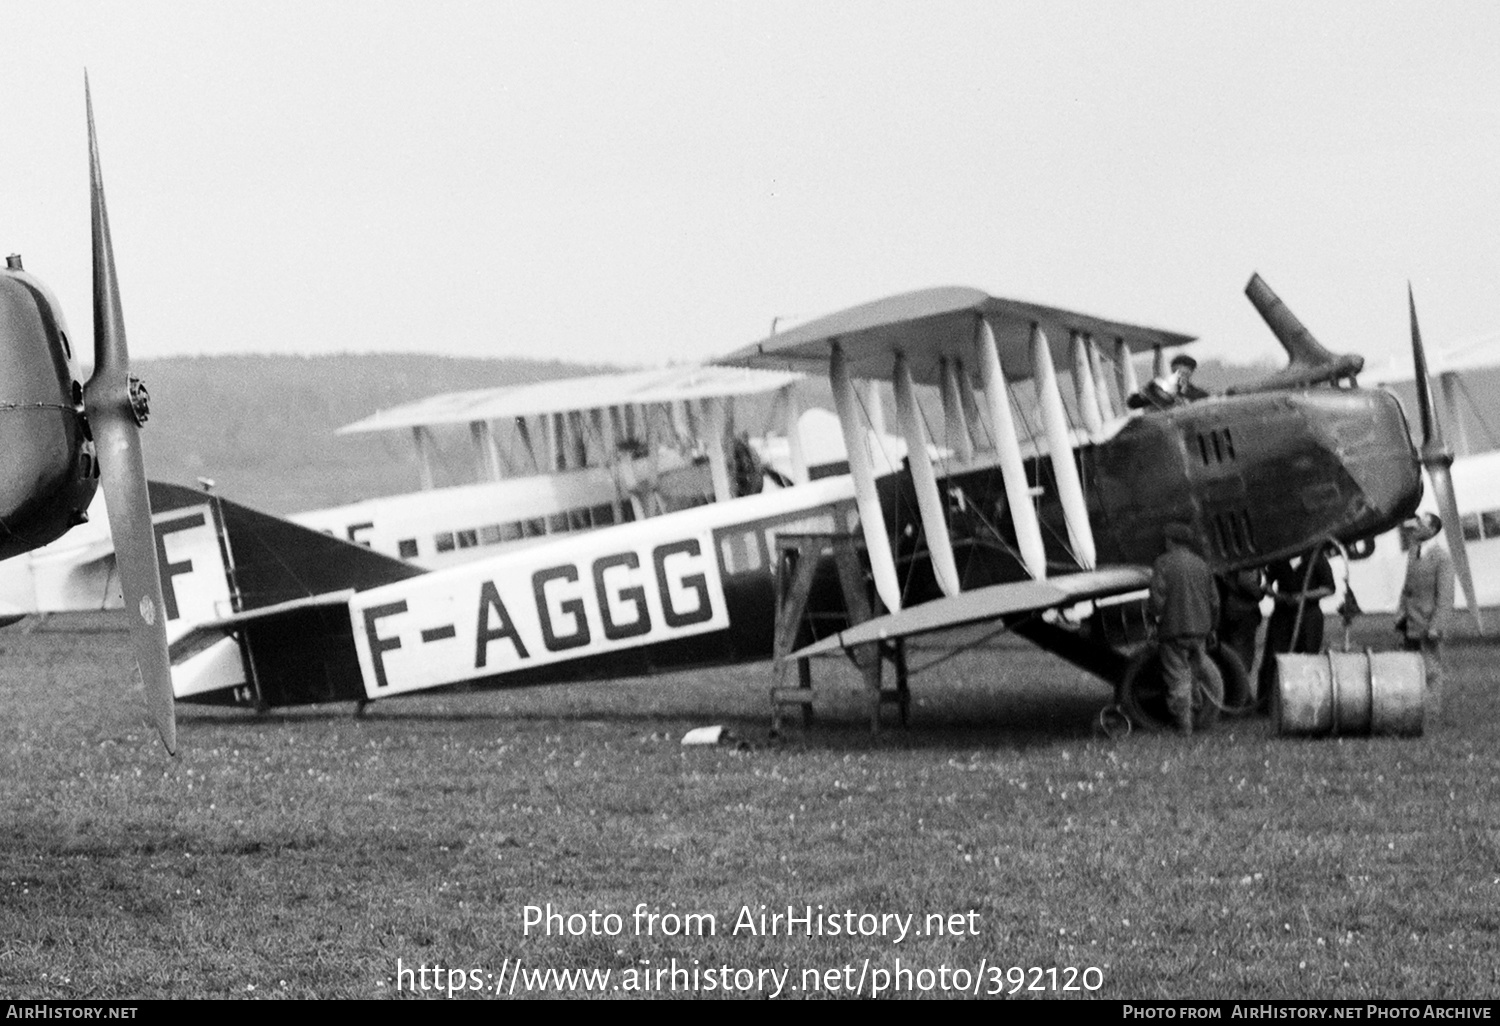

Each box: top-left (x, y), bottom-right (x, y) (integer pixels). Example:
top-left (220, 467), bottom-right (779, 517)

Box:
top-left (1032, 323), bottom-right (1097, 569)
top-left (894, 353), bottom-right (961, 597)
top-left (830, 342), bottom-right (901, 612)
top-left (1087, 335), bottom-right (1116, 419)
top-left (956, 362), bottom-right (988, 452)
top-left (411, 426), bottom-right (437, 490)
top-left (939, 358), bottom-right (974, 464)
top-left (780, 385), bottom-right (809, 484)
top-left (701, 395), bottom-right (734, 502)
top-left (470, 420), bottom-right (504, 481)
top-left (1070, 331), bottom-right (1105, 439)
top-left (1114, 336), bottom-right (1141, 404)
top-left (975, 317), bottom-right (1046, 579)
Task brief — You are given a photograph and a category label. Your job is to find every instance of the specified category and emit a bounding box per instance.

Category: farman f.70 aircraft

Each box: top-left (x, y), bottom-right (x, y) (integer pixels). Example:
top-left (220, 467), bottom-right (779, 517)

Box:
top-left (0, 85), bottom-right (174, 752)
top-left (8, 273), bottom-right (1469, 734)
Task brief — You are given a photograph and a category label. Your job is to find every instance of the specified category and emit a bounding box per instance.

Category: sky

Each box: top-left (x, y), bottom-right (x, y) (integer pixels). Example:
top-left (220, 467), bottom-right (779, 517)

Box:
top-left (3, 1), bottom-right (1498, 374)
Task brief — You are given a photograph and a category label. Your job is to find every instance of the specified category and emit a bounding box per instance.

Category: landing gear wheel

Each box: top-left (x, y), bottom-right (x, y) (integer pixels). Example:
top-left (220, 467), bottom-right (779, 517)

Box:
top-left (1214, 646), bottom-right (1253, 710)
top-left (1118, 644), bottom-right (1225, 733)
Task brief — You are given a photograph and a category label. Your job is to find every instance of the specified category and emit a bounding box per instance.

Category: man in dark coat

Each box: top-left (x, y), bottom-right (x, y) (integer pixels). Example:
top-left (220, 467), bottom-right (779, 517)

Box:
top-left (1256, 546), bottom-right (1335, 713)
top-left (1148, 521), bottom-right (1220, 735)
top-left (1217, 567), bottom-right (1264, 699)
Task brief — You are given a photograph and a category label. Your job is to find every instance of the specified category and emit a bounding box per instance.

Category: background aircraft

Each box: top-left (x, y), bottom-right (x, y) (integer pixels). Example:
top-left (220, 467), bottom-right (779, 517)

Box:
top-left (294, 365), bottom-right (805, 567)
top-left (0, 84), bottom-right (173, 752)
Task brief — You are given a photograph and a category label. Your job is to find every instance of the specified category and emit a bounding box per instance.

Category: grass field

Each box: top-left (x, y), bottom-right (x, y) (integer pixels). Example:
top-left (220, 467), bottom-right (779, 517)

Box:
top-left (0, 611), bottom-right (1496, 1000)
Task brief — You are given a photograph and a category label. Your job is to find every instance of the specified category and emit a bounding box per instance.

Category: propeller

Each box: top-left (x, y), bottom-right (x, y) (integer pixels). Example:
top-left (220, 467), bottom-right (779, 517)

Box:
top-left (1408, 283), bottom-right (1482, 632)
top-left (81, 78), bottom-right (176, 754)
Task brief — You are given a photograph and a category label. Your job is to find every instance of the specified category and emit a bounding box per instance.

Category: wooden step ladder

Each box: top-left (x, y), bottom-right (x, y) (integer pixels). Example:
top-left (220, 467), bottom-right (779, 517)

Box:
top-left (770, 531), bottom-right (909, 734)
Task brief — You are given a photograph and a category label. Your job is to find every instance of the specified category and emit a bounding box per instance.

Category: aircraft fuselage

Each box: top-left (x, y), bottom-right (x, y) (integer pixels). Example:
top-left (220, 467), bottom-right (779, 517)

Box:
top-left (0, 261), bottom-right (97, 561)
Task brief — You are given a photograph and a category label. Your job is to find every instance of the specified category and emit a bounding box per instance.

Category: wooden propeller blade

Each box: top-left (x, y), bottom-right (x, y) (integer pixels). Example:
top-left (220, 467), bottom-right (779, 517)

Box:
top-left (1428, 461), bottom-right (1482, 631)
top-left (1410, 284), bottom-right (1481, 632)
top-left (1409, 284), bottom-right (1440, 451)
top-left (81, 78), bottom-right (176, 754)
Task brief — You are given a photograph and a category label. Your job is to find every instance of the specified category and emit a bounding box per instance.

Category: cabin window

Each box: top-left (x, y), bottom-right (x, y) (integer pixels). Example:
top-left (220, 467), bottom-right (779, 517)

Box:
top-left (457, 529), bottom-right (478, 549)
top-left (523, 518), bottom-right (545, 538)
top-left (548, 512), bottom-right (570, 533)
top-left (1197, 434), bottom-right (1211, 466)
top-left (398, 538), bottom-right (419, 559)
top-left (619, 503), bottom-right (636, 523)
top-left (479, 524), bottom-right (503, 545)
top-left (500, 521), bottom-right (524, 542)
top-left (569, 508), bottom-right (591, 531)
top-left (1222, 428), bottom-right (1236, 459)
top-left (434, 532), bottom-right (456, 553)
top-left (591, 503), bottom-right (615, 526)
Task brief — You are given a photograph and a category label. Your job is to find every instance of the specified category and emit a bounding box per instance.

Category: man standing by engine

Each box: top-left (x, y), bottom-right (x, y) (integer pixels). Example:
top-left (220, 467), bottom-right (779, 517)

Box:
top-left (1257, 546), bottom-right (1335, 714)
top-left (1149, 522), bottom-right (1220, 736)
top-left (1397, 513), bottom-right (1455, 722)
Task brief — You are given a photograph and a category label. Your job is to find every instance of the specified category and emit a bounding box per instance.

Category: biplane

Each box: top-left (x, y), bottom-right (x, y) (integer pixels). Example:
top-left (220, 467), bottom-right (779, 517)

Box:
top-left (0, 84), bottom-right (174, 752)
top-left (7, 274), bottom-right (1471, 735)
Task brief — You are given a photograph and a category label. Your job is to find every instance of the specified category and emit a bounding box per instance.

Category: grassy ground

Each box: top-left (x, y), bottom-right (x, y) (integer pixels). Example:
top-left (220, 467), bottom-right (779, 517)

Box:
top-left (0, 612), bottom-right (1496, 1000)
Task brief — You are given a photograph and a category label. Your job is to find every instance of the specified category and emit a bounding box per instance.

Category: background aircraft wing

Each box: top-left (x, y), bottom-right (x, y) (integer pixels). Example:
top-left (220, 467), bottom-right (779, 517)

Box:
top-left (788, 566), bottom-right (1152, 658)
top-left (337, 365), bottom-right (802, 435)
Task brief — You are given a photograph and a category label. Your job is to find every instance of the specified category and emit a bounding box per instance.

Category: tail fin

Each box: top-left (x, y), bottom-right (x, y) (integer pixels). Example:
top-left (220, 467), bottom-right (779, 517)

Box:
top-left (147, 482), bottom-right (424, 702)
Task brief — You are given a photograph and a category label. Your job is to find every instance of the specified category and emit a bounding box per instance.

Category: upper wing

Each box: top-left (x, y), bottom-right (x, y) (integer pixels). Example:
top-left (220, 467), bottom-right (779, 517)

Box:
top-left (714, 286), bottom-right (1194, 385)
top-left (788, 566), bottom-right (1151, 658)
top-left (337, 365), bottom-right (802, 435)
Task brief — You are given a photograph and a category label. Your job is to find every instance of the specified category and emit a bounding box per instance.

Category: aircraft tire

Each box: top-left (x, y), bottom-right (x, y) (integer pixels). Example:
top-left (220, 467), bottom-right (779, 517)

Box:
top-left (1118, 644), bottom-right (1225, 733)
top-left (1212, 646), bottom-right (1253, 710)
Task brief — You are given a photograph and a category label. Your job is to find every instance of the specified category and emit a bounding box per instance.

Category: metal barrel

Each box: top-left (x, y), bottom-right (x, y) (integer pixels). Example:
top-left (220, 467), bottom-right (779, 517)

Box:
top-left (1275, 651), bottom-right (1425, 737)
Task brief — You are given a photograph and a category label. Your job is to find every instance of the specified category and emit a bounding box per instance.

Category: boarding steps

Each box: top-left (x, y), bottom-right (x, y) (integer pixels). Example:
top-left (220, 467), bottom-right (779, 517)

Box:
top-left (770, 532), bottom-right (909, 734)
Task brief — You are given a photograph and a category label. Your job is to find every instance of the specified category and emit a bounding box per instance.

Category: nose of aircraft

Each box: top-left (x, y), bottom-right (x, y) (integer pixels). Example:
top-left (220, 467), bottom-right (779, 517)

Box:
top-left (1340, 389), bottom-right (1423, 532)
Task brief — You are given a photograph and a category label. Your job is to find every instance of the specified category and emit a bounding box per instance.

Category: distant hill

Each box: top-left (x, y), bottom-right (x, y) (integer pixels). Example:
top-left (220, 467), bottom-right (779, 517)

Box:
top-left (135, 353), bottom-right (614, 513)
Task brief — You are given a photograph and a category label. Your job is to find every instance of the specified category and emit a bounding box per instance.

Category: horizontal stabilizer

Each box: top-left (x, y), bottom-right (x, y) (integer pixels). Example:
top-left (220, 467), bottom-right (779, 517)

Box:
top-left (716, 287), bottom-right (1194, 386)
top-left (788, 566), bottom-right (1151, 658)
top-left (168, 589), bottom-right (355, 665)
